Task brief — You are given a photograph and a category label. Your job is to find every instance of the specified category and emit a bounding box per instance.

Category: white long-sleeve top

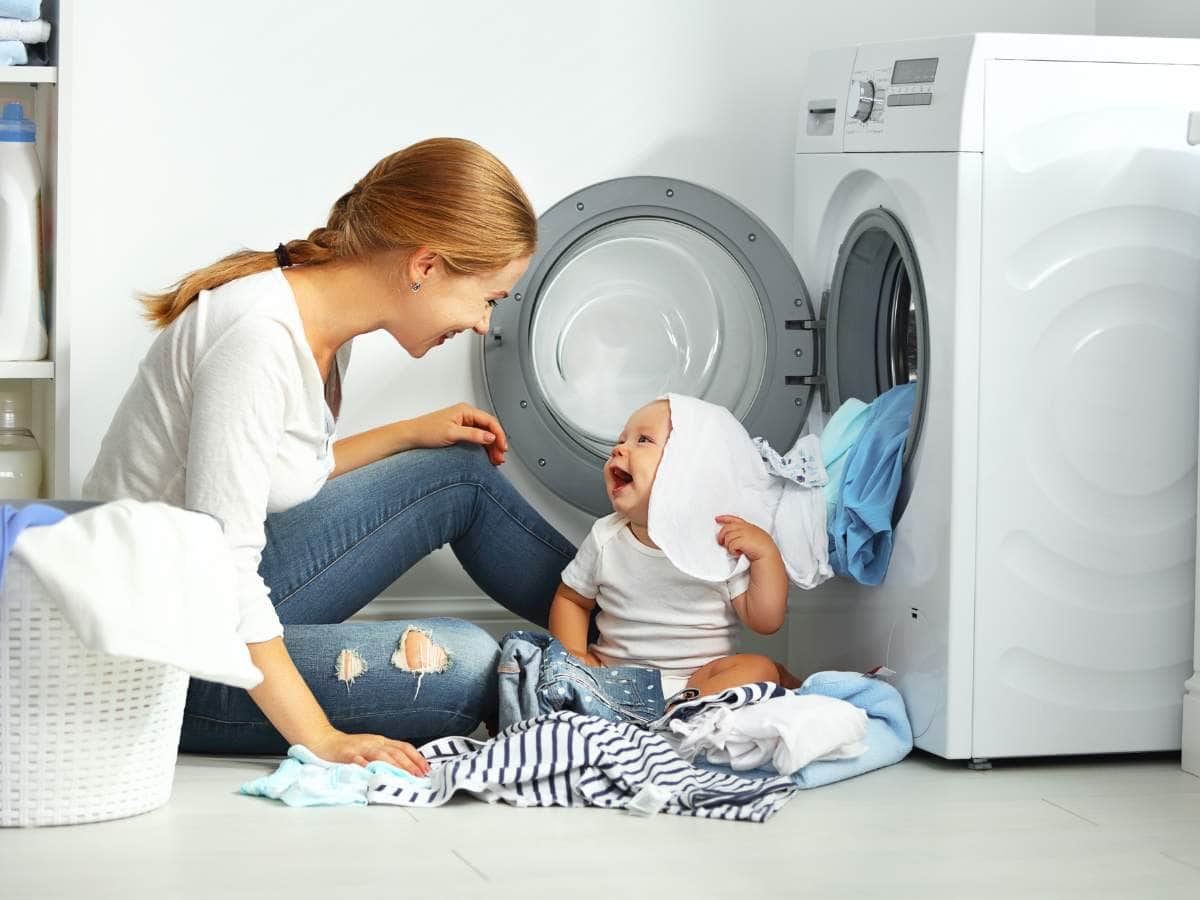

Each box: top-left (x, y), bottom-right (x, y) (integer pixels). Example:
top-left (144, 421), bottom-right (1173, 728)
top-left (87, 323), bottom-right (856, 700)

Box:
top-left (83, 268), bottom-right (350, 643)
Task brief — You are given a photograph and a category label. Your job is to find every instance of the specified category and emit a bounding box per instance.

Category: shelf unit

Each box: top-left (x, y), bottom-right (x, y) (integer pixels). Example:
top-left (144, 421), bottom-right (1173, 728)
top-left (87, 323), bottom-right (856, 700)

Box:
top-left (0, 0), bottom-right (66, 497)
top-left (0, 361), bottom-right (54, 379)
top-left (0, 65), bottom-right (54, 84)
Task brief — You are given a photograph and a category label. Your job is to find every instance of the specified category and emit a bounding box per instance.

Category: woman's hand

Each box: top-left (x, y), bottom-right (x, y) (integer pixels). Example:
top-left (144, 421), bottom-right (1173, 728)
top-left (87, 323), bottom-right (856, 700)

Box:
top-left (307, 728), bottom-right (431, 776)
top-left (715, 515), bottom-right (781, 564)
top-left (404, 402), bottom-right (509, 465)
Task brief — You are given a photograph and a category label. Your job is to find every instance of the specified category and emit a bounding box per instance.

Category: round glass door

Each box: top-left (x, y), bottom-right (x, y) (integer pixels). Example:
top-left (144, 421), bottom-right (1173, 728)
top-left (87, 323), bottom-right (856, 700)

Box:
top-left (483, 177), bottom-right (817, 515)
top-left (529, 217), bottom-right (768, 457)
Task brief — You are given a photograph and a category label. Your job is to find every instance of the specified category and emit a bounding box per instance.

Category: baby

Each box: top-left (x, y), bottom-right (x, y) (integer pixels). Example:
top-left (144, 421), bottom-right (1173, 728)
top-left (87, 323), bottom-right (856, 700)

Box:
top-left (550, 398), bottom-right (799, 701)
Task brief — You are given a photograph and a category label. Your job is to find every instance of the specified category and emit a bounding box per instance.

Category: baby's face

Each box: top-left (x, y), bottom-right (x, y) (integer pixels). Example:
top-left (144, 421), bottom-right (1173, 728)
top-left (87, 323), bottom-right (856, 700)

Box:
top-left (604, 400), bottom-right (672, 524)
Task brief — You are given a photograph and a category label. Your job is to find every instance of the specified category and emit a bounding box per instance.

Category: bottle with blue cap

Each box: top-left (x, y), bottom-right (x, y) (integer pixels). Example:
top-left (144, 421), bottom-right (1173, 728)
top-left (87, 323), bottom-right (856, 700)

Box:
top-left (0, 100), bottom-right (47, 361)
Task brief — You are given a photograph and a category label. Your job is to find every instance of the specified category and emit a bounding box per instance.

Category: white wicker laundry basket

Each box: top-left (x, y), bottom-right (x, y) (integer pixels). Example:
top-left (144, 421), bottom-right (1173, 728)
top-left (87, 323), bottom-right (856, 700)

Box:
top-left (0, 553), bottom-right (189, 827)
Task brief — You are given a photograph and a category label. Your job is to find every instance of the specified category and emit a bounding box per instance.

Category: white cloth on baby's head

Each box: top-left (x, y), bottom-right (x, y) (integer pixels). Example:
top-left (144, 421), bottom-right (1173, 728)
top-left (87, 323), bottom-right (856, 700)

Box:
top-left (647, 394), bottom-right (833, 590)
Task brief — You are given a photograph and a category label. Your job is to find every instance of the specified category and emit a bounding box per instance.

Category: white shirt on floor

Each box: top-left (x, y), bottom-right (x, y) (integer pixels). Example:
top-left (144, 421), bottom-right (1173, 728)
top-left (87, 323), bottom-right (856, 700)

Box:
top-left (83, 268), bottom-right (350, 644)
top-left (560, 513), bottom-right (749, 686)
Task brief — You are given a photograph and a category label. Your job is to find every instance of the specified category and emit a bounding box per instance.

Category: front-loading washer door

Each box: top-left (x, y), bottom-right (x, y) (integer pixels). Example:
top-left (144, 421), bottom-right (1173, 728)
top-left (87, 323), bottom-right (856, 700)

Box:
top-left (483, 177), bottom-right (818, 516)
top-left (824, 207), bottom-right (930, 520)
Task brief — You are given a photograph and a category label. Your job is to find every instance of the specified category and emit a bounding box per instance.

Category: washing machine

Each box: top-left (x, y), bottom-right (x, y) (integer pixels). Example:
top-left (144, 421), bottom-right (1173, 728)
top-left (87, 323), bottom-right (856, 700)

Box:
top-left (483, 33), bottom-right (1200, 763)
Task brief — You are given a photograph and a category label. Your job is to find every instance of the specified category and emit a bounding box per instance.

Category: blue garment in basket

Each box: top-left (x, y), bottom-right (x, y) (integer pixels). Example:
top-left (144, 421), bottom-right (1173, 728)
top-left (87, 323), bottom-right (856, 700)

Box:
top-left (0, 503), bottom-right (66, 587)
top-left (828, 383), bottom-right (916, 584)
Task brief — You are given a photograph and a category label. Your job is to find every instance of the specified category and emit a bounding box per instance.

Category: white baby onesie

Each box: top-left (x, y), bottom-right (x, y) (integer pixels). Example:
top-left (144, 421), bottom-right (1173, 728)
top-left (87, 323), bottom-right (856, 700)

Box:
top-left (561, 513), bottom-right (750, 696)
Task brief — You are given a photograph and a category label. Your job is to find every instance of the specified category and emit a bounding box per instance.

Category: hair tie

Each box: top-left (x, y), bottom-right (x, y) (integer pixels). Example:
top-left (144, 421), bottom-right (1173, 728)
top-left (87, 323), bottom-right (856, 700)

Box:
top-left (274, 243), bottom-right (293, 268)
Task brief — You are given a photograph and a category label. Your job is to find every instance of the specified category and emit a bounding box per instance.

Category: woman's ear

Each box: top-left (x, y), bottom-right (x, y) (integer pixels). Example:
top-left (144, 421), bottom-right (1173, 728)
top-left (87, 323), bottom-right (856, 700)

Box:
top-left (409, 247), bottom-right (440, 283)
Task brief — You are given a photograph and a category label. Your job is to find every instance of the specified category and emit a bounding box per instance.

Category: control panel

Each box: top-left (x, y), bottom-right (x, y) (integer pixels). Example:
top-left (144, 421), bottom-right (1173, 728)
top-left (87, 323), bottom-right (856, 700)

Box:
top-left (845, 56), bottom-right (939, 135)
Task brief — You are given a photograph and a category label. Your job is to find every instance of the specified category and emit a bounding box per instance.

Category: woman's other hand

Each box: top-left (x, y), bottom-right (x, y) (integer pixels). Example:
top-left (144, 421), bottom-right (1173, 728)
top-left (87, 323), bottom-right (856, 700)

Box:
top-left (308, 728), bottom-right (431, 775)
top-left (405, 402), bottom-right (509, 465)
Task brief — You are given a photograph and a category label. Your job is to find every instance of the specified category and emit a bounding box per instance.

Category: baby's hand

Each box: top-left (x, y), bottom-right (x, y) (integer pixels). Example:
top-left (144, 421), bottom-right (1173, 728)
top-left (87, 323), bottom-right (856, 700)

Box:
top-left (715, 515), bottom-right (780, 563)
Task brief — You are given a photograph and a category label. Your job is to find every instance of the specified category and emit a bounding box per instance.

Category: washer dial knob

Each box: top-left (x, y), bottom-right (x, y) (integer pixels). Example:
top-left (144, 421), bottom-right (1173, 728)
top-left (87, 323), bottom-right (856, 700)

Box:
top-left (850, 79), bottom-right (876, 122)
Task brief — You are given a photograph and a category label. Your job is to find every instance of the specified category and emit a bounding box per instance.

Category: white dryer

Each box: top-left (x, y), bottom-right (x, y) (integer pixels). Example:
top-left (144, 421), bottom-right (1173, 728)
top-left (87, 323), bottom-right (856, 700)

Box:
top-left (795, 34), bottom-right (1200, 762)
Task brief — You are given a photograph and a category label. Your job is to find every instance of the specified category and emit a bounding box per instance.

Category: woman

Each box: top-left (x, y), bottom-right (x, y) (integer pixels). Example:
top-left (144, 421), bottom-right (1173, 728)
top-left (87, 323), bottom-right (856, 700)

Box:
top-left (83, 138), bottom-right (575, 775)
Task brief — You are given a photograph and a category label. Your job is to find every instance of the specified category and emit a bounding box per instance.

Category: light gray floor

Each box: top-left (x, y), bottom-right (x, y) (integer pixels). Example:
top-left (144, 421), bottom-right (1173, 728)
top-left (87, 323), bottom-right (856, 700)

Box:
top-left (3, 751), bottom-right (1199, 899)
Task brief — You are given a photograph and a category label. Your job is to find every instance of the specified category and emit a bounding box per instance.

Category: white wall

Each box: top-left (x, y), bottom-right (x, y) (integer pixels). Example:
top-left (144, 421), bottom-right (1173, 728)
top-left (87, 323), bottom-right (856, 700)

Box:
top-left (1095, 0), bottom-right (1200, 37)
top-left (65, 0), bottom-right (1094, 603)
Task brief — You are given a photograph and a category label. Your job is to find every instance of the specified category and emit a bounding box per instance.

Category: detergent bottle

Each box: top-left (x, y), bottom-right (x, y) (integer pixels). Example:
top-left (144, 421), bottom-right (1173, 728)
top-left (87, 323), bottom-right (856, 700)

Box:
top-left (0, 100), bottom-right (47, 361)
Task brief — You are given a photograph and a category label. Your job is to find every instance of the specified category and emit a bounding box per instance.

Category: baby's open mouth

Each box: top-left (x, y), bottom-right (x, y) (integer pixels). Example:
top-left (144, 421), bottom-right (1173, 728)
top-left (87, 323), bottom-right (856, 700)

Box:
top-left (610, 465), bottom-right (633, 487)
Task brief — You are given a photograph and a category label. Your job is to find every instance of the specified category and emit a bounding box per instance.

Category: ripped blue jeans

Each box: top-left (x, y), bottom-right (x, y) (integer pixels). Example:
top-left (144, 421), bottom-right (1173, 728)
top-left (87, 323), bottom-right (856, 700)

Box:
top-left (180, 445), bottom-right (577, 754)
top-left (497, 630), bottom-right (666, 730)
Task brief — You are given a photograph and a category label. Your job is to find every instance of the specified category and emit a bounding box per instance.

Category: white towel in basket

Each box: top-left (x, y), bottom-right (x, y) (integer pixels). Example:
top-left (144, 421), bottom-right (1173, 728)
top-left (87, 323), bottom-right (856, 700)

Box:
top-left (11, 500), bottom-right (263, 688)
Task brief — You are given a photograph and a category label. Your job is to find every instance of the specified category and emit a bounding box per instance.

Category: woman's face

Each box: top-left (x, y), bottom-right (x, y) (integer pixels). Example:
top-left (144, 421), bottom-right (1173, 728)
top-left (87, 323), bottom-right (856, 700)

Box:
top-left (392, 254), bottom-right (530, 358)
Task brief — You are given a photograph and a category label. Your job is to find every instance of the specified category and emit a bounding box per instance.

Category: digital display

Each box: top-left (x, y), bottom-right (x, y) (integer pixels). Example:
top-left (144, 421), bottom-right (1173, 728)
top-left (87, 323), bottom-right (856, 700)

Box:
top-left (891, 57), bottom-right (938, 85)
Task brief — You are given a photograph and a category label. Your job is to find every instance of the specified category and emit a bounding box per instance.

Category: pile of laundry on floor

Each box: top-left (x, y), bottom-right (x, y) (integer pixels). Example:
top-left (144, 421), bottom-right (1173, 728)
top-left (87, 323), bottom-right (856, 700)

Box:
top-left (242, 634), bottom-right (912, 823)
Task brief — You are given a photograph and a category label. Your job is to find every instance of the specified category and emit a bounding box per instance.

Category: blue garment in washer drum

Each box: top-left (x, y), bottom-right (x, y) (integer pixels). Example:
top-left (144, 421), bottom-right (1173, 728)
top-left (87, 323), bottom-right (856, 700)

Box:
top-left (828, 383), bottom-right (917, 585)
top-left (497, 629), bottom-right (666, 730)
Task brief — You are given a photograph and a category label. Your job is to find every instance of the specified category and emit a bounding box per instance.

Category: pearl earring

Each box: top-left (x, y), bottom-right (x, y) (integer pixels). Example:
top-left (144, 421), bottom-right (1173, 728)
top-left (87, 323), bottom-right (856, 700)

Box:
top-left (410, 282), bottom-right (422, 293)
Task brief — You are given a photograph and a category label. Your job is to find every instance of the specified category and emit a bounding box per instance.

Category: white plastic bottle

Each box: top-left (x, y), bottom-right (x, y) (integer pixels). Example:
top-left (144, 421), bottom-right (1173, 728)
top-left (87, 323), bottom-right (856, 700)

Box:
top-left (0, 101), bottom-right (47, 361)
top-left (0, 391), bottom-right (42, 499)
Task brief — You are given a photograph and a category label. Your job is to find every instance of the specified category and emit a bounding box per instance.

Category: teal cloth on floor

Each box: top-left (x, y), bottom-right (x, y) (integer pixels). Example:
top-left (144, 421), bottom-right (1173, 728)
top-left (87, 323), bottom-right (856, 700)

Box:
top-left (820, 397), bottom-right (870, 522)
top-left (1, 503), bottom-right (66, 587)
top-left (239, 744), bottom-right (427, 807)
top-left (828, 383), bottom-right (916, 584)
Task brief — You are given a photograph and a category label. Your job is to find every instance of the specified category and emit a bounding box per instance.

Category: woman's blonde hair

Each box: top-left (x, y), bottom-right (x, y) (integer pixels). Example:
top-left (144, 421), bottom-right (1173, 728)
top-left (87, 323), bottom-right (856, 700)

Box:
top-left (141, 138), bottom-right (537, 328)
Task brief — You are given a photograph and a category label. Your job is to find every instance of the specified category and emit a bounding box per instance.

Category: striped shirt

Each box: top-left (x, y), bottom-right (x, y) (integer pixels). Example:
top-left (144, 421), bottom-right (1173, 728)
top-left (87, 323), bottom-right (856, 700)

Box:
top-left (369, 709), bottom-right (797, 823)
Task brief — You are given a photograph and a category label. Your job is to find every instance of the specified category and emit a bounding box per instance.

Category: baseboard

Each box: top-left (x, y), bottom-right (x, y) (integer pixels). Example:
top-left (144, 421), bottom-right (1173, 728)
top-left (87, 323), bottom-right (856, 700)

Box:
top-left (1184, 680), bottom-right (1200, 778)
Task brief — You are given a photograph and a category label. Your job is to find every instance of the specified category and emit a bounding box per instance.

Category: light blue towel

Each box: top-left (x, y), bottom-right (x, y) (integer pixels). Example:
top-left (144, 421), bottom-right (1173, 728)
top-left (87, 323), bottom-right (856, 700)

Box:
top-left (240, 744), bottom-right (427, 807)
top-left (1, 503), bottom-right (67, 588)
top-left (791, 670), bottom-right (913, 788)
top-left (820, 397), bottom-right (870, 521)
top-left (0, 40), bottom-right (27, 65)
top-left (0, 2), bottom-right (41, 20)
top-left (685, 672), bottom-right (912, 787)
top-left (828, 383), bottom-right (916, 584)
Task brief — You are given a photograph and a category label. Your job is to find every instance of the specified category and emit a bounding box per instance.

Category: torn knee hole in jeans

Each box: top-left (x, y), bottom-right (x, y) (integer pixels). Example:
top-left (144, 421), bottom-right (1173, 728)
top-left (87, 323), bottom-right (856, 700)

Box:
top-left (334, 648), bottom-right (369, 691)
top-left (391, 626), bottom-right (450, 699)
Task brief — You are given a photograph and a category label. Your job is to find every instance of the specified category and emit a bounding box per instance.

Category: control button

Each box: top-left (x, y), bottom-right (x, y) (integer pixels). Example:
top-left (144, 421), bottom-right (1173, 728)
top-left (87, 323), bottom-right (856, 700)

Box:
top-left (850, 80), bottom-right (876, 122)
top-left (909, 92), bottom-right (932, 106)
top-left (886, 93), bottom-right (901, 107)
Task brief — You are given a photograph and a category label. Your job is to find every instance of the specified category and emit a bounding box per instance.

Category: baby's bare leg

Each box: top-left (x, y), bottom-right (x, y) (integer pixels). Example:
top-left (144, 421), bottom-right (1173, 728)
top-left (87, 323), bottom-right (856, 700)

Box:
top-left (686, 654), bottom-right (782, 697)
top-left (775, 661), bottom-right (803, 690)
